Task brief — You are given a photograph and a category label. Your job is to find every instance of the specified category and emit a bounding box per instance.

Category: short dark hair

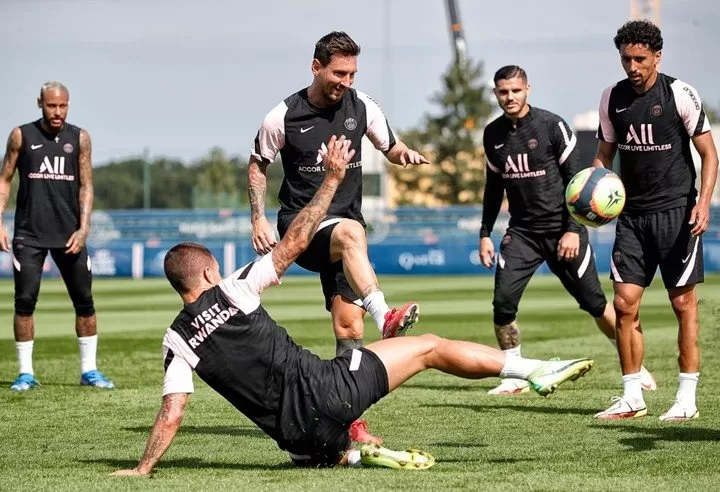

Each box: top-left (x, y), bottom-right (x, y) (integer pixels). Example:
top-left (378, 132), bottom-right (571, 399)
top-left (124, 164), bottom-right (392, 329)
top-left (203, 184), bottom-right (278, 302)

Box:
top-left (493, 65), bottom-right (527, 85)
top-left (313, 31), bottom-right (360, 66)
top-left (613, 20), bottom-right (663, 52)
top-left (164, 242), bottom-right (214, 295)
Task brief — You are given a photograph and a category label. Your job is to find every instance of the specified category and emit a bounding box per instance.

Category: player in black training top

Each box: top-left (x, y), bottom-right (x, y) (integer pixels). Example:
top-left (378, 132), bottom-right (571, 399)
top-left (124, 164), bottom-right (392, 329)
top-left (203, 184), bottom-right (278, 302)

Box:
top-left (480, 66), bottom-right (656, 396)
top-left (0, 81), bottom-right (114, 392)
top-left (112, 136), bottom-right (594, 475)
top-left (248, 32), bottom-right (429, 364)
top-left (593, 21), bottom-right (718, 422)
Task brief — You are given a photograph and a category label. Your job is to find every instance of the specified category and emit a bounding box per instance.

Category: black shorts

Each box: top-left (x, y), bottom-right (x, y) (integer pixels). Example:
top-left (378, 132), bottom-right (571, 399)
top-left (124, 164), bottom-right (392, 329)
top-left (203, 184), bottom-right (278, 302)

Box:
top-left (610, 206), bottom-right (704, 288)
top-left (278, 215), bottom-right (362, 312)
top-left (284, 347), bottom-right (389, 467)
top-left (12, 242), bottom-right (94, 316)
top-left (493, 228), bottom-right (607, 325)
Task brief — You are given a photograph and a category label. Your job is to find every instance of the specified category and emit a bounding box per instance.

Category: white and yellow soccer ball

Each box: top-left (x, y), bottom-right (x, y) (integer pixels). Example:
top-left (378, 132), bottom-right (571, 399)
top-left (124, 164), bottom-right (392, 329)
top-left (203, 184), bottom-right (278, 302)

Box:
top-left (565, 167), bottom-right (626, 227)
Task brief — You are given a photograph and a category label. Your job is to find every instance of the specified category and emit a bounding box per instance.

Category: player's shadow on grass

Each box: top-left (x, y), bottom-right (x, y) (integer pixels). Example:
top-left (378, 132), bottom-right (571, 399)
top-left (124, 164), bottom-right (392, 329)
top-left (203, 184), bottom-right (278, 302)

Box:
top-left (425, 403), bottom-right (597, 416)
top-left (82, 458), bottom-right (295, 471)
top-left (123, 425), bottom-right (266, 438)
top-left (597, 424), bottom-right (720, 452)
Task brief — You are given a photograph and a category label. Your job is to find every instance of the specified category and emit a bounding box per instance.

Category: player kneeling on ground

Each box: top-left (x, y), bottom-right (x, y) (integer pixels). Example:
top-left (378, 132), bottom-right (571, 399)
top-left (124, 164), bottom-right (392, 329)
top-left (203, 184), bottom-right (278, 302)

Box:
top-left (112, 136), bottom-right (594, 475)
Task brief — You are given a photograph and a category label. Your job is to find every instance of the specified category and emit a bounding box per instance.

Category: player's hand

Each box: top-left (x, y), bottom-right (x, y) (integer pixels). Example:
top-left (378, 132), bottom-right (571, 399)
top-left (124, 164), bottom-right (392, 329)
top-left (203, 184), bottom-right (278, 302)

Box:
top-left (251, 216), bottom-right (278, 256)
top-left (479, 237), bottom-right (495, 269)
top-left (557, 232), bottom-right (580, 261)
top-left (65, 228), bottom-right (88, 255)
top-left (109, 468), bottom-right (148, 477)
top-left (321, 135), bottom-right (355, 184)
top-left (399, 148), bottom-right (430, 167)
top-left (0, 225), bottom-right (10, 252)
top-left (689, 200), bottom-right (710, 236)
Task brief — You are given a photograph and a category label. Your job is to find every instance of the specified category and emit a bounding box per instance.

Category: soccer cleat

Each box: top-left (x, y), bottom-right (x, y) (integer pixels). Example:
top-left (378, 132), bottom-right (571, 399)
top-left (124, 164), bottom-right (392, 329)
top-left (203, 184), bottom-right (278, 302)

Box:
top-left (527, 358), bottom-right (594, 397)
top-left (640, 366), bottom-right (657, 391)
top-left (359, 444), bottom-right (435, 470)
top-left (658, 401), bottom-right (699, 422)
top-left (80, 370), bottom-right (115, 389)
top-left (10, 373), bottom-right (40, 392)
top-left (594, 396), bottom-right (647, 420)
top-left (488, 378), bottom-right (530, 395)
top-left (382, 302), bottom-right (419, 339)
top-left (349, 419), bottom-right (383, 445)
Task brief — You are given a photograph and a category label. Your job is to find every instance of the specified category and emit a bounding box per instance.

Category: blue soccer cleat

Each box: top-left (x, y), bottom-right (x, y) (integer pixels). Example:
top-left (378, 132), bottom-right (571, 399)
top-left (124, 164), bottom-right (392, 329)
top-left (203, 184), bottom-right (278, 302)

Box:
top-left (10, 373), bottom-right (41, 392)
top-left (80, 370), bottom-right (115, 389)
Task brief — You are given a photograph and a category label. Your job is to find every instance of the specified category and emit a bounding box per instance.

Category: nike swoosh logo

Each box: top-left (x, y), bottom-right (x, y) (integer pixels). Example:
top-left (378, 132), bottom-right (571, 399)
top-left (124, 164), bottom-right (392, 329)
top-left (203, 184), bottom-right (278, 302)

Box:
top-left (31, 144), bottom-right (43, 150)
top-left (615, 108), bottom-right (628, 113)
top-left (682, 252), bottom-right (693, 263)
top-left (494, 144), bottom-right (504, 149)
top-left (300, 126), bottom-right (314, 133)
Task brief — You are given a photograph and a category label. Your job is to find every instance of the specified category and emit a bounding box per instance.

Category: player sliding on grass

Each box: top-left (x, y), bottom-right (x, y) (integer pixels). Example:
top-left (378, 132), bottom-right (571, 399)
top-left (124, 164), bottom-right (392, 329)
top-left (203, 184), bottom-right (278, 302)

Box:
top-left (112, 136), bottom-right (594, 474)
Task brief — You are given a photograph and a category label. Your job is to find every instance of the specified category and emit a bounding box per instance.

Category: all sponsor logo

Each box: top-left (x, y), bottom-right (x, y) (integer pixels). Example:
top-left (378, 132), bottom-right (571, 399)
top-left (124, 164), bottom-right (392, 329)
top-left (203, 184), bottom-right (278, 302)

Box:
top-left (28, 156), bottom-right (75, 181)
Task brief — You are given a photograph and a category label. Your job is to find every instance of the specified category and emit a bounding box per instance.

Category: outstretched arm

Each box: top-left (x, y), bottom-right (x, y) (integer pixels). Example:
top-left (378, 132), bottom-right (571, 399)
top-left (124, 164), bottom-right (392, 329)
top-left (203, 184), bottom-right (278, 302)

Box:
top-left (111, 393), bottom-right (189, 477)
top-left (270, 135), bottom-right (354, 277)
top-left (385, 140), bottom-right (430, 167)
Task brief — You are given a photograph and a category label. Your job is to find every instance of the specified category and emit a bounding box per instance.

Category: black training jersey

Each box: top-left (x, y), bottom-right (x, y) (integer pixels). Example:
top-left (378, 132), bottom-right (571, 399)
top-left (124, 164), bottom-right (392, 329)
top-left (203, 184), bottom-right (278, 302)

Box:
top-left (481, 107), bottom-right (584, 237)
top-left (251, 88), bottom-right (396, 226)
top-left (14, 120), bottom-right (81, 248)
top-left (596, 73), bottom-right (711, 214)
top-left (162, 253), bottom-right (324, 453)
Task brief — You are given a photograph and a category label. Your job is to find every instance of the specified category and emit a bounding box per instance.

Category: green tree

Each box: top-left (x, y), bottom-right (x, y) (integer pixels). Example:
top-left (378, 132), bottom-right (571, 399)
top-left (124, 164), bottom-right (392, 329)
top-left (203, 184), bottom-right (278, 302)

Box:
top-left (391, 58), bottom-right (494, 205)
top-left (193, 147), bottom-right (244, 208)
top-left (704, 102), bottom-right (720, 124)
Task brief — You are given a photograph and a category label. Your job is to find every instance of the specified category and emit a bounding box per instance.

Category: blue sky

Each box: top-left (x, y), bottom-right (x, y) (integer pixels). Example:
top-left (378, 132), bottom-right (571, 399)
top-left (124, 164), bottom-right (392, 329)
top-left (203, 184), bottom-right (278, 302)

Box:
top-left (2, 0), bottom-right (718, 163)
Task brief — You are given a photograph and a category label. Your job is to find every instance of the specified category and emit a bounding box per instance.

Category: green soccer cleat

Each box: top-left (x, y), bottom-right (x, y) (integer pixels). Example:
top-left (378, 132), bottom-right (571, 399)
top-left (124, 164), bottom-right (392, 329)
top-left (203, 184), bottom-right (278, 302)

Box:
top-left (527, 358), bottom-right (594, 397)
top-left (359, 444), bottom-right (435, 470)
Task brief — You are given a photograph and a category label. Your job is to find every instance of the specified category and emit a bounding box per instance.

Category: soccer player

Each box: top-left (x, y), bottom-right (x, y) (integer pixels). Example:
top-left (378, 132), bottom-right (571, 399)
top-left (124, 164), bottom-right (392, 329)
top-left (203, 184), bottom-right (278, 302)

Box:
top-left (593, 21), bottom-right (718, 421)
top-left (111, 136), bottom-right (594, 475)
top-left (0, 81), bottom-right (113, 391)
top-left (480, 66), bottom-right (655, 395)
top-left (248, 31), bottom-right (429, 358)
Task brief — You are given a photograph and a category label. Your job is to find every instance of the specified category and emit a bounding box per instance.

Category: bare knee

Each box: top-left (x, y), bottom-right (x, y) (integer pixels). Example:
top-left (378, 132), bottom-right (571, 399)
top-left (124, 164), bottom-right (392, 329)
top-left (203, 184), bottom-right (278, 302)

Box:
top-left (332, 221), bottom-right (367, 251)
top-left (669, 288), bottom-right (696, 317)
top-left (331, 301), bottom-right (365, 339)
top-left (613, 293), bottom-right (640, 320)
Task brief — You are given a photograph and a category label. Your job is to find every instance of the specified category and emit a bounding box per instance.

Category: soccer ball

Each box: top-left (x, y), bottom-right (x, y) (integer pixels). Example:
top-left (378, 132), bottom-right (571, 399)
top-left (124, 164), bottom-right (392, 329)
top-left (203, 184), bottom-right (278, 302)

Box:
top-left (565, 167), bottom-right (626, 227)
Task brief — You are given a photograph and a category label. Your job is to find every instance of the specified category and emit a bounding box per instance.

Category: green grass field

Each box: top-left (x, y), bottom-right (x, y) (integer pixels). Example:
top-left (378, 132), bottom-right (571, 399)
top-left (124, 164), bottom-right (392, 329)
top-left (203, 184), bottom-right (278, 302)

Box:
top-left (1, 274), bottom-right (719, 491)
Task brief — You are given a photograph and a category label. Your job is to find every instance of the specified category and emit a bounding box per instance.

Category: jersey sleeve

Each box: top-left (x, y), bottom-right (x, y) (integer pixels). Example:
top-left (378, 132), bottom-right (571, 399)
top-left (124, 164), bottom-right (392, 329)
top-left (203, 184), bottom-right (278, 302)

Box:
top-left (596, 85), bottom-right (617, 143)
top-left (670, 80), bottom-right (712, 137)
top-left (549, 117), bottom-right (584, 234)
top-left (219, 253), bottom-right (280, 313)
top-left (250, 101), bottom-right (288, 163)
top-left (356, 91), bottom-right (396, 152)
top-left (162, 339), bottom-right (194, 396)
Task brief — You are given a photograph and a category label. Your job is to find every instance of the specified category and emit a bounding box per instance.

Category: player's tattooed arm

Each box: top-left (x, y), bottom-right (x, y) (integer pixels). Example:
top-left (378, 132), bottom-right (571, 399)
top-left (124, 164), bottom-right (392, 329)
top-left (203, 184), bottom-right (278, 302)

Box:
top-left (112, 393), bottom-right (189, 476)
top-left (494, 321), bottom-right (521, 350)
top-left (78, 130), bottom-right (94, 234)
top-left (272, 136), bottom-right (353, 277)
top-left (0, 128), bottom-right (21, 220)
top-left (0, 128), bottom-right (21, 252)
top-left (248, 156), bottom-right (269, 222)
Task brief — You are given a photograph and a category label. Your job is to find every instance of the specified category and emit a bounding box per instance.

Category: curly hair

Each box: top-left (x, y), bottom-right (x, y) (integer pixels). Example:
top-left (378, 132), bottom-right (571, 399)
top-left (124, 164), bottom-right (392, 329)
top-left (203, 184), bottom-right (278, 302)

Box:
top-left (613, 20), bottom-right (663, 52)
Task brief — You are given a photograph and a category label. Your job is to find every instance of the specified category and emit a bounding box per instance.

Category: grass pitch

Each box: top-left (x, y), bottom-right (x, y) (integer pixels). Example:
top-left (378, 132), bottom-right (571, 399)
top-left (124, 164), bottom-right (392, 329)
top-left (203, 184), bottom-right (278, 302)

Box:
top-left (1, 274), bottom-right (719, 491)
